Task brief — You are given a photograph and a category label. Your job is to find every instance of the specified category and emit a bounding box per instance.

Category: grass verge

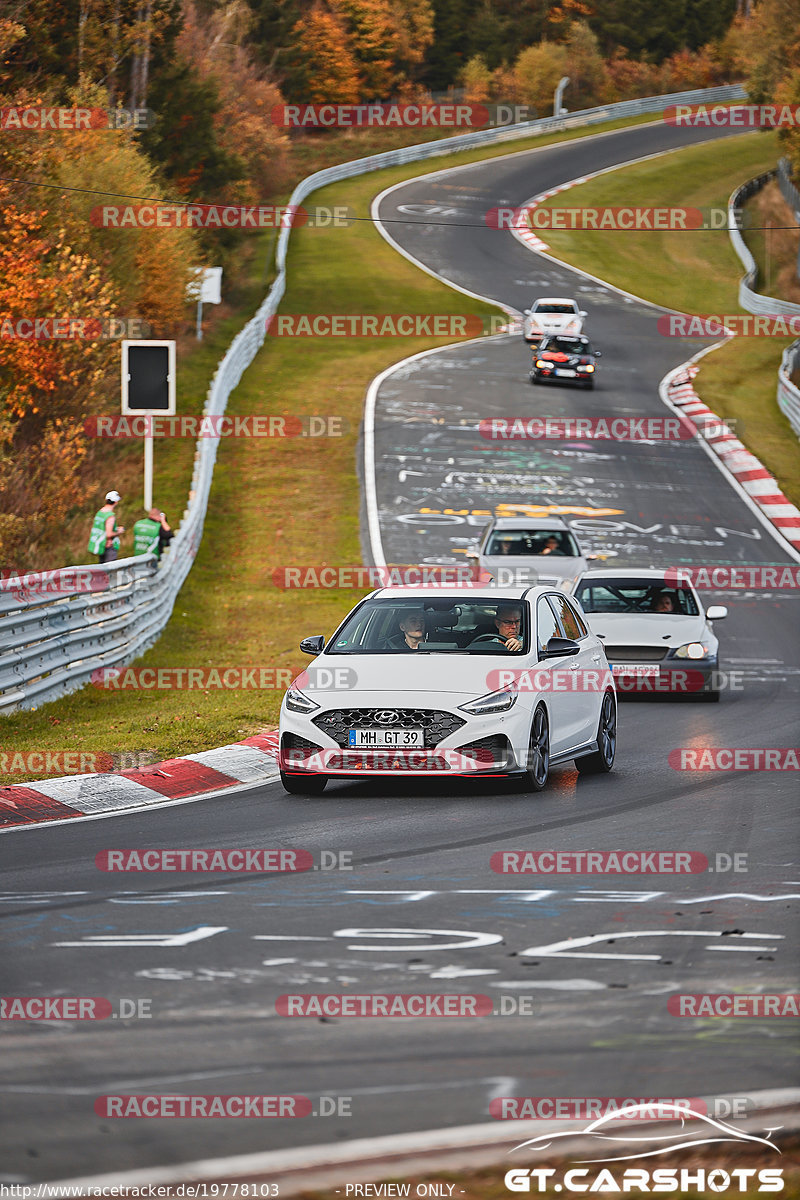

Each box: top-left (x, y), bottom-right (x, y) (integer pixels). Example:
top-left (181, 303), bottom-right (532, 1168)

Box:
top-left (529, 131), bottom-right (800, 506)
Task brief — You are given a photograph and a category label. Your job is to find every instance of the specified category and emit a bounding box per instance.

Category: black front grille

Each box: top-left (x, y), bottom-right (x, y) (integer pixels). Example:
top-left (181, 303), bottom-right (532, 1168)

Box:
top-left (605, 646), bottom-right (667, 664)
top-left (312, 708), bottom-right (467, 748)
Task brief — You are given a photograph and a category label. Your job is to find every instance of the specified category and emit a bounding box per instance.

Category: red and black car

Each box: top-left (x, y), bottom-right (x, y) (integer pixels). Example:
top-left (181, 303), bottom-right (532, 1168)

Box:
top-left (529, 334), bottom-right (601, 390)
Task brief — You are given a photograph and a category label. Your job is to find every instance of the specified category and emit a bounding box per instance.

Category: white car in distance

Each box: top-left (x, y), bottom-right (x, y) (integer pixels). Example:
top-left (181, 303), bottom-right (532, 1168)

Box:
top-left (279, 586), bottom-right (617, 795)
top-left (523, 297), bottom-right (587, 345)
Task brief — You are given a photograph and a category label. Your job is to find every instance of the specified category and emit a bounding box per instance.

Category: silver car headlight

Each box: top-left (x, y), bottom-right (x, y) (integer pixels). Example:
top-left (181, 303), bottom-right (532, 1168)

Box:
top-left (458, 686), bottom-right (518, 715)
top-left (285, 687), bottom-right (320, 713)
top-left (672, 642), bottom-right (712, 660)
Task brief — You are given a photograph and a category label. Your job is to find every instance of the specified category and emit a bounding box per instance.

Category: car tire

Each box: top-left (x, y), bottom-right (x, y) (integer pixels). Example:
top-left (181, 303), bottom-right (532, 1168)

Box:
top-left (701, 690), bottom-right (720, 703)
top-left (521, 705), bottom-right (550, 792)
top-left (531, 375), bottom-right (541, 385)
top-left (584, 379), bottom-right (595, 390)
top-left (280, 770), bottom-right (327, 795)
top-left (575, 690), bottom-right (616, 774)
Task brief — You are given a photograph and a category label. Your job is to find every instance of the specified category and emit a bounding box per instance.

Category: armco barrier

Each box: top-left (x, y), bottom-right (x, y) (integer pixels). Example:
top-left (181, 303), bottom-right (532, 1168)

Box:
top-left (0, 83), bottom-right (746, 713)
top-left (778, 340), bottom-right (800, 437)
top-left (727, 171), bottom-right (800, 444)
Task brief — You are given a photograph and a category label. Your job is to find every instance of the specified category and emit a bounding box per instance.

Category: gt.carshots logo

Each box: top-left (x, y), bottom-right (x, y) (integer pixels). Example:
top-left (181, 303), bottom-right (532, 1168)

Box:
top-left (503, 1103), bottom-right (784, 1193)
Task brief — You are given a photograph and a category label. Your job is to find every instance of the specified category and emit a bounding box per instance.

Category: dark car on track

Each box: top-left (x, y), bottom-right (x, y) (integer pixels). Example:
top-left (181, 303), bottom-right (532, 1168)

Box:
top-left (530, 334), bottom-right (600, 389)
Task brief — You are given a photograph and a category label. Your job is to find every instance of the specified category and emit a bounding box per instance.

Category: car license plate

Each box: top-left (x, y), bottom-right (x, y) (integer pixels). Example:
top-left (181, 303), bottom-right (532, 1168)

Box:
top-left (348, 728), bottom-right (423, 748)
top-left (555, 368), bottom-right (576, 377)
top-left (611, 664), bottom-right (660, 677)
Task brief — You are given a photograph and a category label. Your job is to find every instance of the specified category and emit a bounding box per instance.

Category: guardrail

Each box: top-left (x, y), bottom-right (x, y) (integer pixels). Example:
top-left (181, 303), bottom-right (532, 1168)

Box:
top-left (776, 157), bottom-right (800, 281)
top-left (0, 82), bottom-right (747, 713)
top-left (727, 171), bottom-right (800, 445)
top-left (778, 340), bottom-right (800, 437)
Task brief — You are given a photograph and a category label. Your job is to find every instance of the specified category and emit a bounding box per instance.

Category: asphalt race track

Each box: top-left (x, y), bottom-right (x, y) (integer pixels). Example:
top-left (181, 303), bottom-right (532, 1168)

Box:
top-left (1, 120), bottom-right (798, 1184)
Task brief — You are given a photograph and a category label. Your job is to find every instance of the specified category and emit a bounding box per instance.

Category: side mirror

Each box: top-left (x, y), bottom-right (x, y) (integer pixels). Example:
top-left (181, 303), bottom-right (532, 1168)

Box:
top-left (524, 308), bottom-right (531, 315)
top-left (539, 635), bottom-right (580, 660)
top-left (465, 549), bottom-right (480, 560)
top-left (586, 553), bottom-right (599, 560)
top-left (300, 635), bottom-right (325, 655)
top-left (579, 310), bottom-right (587, 318)
top-left (593, 349), bottom-right (602, 358)
top-left (706, 605), bottom-right (727, 621)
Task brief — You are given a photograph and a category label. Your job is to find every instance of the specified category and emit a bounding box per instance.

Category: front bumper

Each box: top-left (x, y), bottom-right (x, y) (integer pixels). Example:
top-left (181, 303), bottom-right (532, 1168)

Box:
top-left (609, 659), bottom-right (718, 695)
top-left (280, 699), bottom-right (532, 777)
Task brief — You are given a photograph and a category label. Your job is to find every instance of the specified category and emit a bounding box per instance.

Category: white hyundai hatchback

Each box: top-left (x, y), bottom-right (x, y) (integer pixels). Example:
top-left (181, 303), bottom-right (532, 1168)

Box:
top-left (278, 587), bottom-right (617, 795)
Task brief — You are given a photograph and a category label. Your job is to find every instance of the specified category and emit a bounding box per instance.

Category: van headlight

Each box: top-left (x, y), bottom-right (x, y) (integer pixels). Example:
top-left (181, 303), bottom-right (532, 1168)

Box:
top-left (285, 687), bottom-right (320, 713)
top-left (458, 686), bottom-right (518, 715)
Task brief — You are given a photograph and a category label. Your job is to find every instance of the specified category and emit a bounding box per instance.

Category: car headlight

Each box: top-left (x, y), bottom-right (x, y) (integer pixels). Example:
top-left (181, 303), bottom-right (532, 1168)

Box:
top-left (285, 686), bottom-right (320, 713)
top-left (673, 642), bottom-right (711, 660)
top-left (458, 686), bottom-right (518, 715)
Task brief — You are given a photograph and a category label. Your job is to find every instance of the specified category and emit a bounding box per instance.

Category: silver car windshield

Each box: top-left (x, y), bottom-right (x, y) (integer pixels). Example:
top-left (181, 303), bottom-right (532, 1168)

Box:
top-left (327, 599), bottom-right (529, 654)
top-left (485, 530), bottom-right (580, 557)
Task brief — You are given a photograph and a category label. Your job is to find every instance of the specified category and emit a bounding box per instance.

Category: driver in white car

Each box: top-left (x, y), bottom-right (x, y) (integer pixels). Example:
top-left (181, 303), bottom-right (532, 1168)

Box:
top-left (471, 603), bottom-right (523, 652)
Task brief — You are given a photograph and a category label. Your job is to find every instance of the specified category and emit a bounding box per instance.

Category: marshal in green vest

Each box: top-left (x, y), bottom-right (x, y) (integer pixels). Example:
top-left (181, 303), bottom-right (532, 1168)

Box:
top-left (87, 508), bottom-right (119, 556)
top-left (132, 516), bottom-right (162, 558)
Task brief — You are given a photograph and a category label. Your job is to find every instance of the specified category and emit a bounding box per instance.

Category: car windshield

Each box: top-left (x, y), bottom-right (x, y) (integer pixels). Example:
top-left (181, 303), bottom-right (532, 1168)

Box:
top-left (326, 598), bottom-right (529, 654)
top-left (533, 303), bottom-right (576, 314)
top-left (485, 530), bottom-right (580, 557)
top-left (575, 579), bottom-right (699, 616)
top-left (540, 337), bottom-right (591, 354)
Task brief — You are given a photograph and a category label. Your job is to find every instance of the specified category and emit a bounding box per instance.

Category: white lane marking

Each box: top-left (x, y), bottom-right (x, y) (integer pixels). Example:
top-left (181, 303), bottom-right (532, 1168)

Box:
top-left (490, 979), bottom-right (606, 991)
top-left (52, 925), bottom-right (228, 947)
top-left (705, 944), bottom-right (779, 952)
top-left (0, 892), bottom-right (87, 902)
top-left (520, 930), bottom-right (784, 962)
top-left (681, 893), bottom-right (800, 904)
top-left (333, 927), bottom-right (504, 951)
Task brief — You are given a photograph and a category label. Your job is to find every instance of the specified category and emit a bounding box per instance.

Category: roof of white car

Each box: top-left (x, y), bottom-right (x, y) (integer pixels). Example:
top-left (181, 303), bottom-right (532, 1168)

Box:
top-left (488, 516), bottom-right (571, 531)
top-left (575, 567), bottom-right (690, 582)
top-left (532, 297), bottom-right (578, 305)
top-left (369, 585), bottom-right (559, 600)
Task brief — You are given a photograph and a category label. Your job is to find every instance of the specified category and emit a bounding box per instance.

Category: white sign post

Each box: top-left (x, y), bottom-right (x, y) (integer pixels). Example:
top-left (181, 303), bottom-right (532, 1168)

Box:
top-left (187, 267), bottom-right (223, 341)
top-left (121, 340), bottom-right (176, 511)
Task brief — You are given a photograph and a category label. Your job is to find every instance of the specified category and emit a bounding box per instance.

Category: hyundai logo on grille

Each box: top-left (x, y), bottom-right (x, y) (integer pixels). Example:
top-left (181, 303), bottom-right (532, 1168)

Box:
top-left (374, 710), bottom-right (400, 724)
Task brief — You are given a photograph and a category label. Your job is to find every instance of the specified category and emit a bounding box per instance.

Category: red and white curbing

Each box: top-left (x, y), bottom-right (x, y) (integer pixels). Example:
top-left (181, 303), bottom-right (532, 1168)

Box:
top-left (511, 178), bottom-right (588, 251)
top-left (0, 730), bottom-right (282, 831)
top-left (666, 364), bottom-right (800, 549)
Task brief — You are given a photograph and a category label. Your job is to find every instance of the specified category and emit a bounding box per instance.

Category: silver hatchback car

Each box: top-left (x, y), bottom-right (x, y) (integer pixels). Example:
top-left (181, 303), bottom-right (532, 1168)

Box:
top-left (469, 516), bottom-right (592, 589)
